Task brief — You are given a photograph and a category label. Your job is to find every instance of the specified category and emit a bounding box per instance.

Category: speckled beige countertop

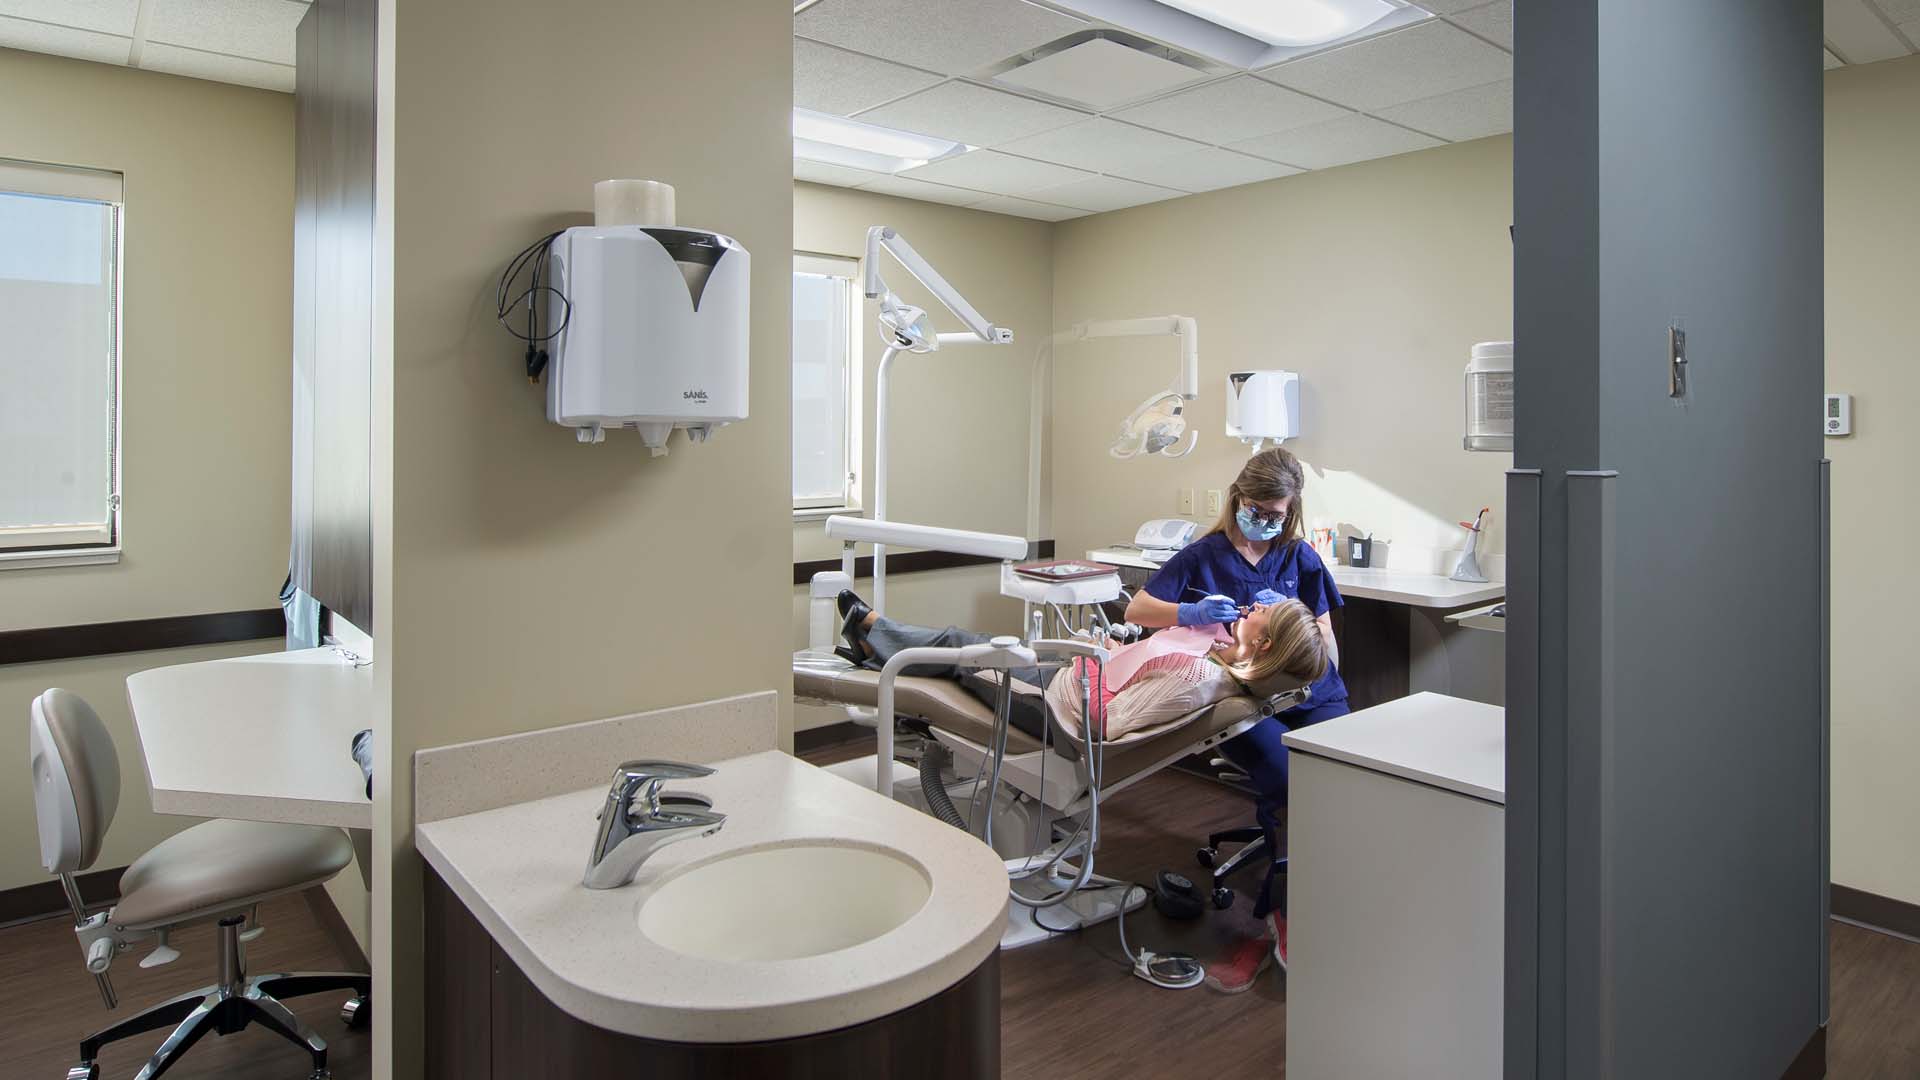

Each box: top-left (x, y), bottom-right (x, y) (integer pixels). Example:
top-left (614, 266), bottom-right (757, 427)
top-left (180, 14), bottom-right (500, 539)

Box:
top-left (415, 749), bottom-right (1008, 1043)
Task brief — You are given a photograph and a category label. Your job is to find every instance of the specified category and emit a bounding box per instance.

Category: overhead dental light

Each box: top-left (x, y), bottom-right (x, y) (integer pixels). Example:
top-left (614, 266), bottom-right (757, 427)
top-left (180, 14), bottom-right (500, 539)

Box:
top-left (1110, 390), bottom-right (1195, 460)
top-left (861, 226), bottom-right (1015, 612)
top-left (1157, 0), bottom-right (1397, 46)
top-left (876, 293), bottom-right (936, 353)
top-left (1026, 316), bottom-right (1202, 537)
top-left (793, 109), bottom-right (969, 175)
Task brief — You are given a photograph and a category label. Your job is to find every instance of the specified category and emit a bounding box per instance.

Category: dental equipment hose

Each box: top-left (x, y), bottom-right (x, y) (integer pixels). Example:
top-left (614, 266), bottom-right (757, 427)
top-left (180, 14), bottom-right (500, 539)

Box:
top-left (919, 740), bottom-right (968, 831)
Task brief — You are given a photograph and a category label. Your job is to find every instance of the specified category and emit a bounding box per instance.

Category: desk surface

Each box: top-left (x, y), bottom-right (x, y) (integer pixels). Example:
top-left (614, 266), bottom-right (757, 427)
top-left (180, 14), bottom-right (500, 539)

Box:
top-left (128, 647), bottom-right (374, 829)
top-left (1283, 691), bottom-right (1505, 804)
top-left (1086, 547), bottom-right (1506, 609)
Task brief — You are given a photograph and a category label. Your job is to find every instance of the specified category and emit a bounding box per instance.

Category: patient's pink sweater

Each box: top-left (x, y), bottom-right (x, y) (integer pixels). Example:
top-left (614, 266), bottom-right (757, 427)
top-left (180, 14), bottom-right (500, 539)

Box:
top-left (1045, 624), bottom-right (1239, 744)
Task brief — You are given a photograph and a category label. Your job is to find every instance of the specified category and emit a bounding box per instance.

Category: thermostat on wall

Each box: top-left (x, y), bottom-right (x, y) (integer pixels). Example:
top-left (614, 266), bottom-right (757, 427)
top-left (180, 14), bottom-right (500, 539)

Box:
top-left (1825, 393), bottom-right (1851, 436)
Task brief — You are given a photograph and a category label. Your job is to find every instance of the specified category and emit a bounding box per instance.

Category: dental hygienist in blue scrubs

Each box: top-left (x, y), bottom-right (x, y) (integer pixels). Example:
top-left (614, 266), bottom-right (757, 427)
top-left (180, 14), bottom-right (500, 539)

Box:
top-left (1124, 447), bottom-right (1348, 959)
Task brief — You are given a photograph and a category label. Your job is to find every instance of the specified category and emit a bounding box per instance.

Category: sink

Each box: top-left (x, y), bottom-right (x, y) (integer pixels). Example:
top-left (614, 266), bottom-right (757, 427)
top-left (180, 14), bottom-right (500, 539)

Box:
top-left (639, 843), bottom-right (931, 963)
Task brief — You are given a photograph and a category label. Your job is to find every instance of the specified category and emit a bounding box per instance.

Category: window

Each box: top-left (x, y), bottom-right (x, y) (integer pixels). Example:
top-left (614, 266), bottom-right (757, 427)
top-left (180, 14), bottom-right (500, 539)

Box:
top-left (791, 252), bottom-right (862, 515)
top-left (0, 159), bottom-right (123, 566)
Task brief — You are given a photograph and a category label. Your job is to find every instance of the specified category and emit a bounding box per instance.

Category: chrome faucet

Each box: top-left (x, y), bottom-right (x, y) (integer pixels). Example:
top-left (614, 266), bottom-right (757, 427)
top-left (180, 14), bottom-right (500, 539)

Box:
top-left (582, 761), bottom-right (726, 890)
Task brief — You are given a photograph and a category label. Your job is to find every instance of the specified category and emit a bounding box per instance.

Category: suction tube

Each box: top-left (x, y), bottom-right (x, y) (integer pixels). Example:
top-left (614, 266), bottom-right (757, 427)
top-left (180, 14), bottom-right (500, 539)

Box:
top-left (919, 740), bottom-right (968, 830)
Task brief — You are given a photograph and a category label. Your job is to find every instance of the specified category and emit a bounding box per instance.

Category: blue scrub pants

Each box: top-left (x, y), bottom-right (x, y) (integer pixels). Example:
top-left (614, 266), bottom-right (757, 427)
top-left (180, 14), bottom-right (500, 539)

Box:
top-left (1218, 698), bottom-right (1350, 915)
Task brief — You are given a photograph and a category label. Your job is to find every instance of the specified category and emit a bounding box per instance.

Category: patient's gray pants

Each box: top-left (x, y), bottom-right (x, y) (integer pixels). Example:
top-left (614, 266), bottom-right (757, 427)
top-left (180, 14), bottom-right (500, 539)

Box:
top-left (862, 617), bottom-right (1051, 742)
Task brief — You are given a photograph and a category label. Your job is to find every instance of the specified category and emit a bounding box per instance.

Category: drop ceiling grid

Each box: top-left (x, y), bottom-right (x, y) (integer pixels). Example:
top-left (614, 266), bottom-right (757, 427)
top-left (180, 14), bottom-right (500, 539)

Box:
top-left (0, 0), bottom-right (301, 91)
top-left (797, 10), bottom-right (1522, 218)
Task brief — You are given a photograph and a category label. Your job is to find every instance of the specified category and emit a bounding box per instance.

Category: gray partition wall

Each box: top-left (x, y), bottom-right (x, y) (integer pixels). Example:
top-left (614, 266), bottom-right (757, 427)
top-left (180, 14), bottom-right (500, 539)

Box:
top-left (1509, 2), bottom-right (1826, 1077)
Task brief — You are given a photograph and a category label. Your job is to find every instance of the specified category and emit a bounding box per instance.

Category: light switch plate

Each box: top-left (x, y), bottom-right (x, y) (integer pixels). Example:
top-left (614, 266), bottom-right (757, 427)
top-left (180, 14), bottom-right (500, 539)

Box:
top-left (1205, 489), bottom-right (1223, 516)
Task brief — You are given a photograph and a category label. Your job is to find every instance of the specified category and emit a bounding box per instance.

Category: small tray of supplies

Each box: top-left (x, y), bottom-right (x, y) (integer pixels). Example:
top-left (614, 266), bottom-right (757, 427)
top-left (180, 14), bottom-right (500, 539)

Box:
top-left (1013, 560), bottom-right (1116, 582)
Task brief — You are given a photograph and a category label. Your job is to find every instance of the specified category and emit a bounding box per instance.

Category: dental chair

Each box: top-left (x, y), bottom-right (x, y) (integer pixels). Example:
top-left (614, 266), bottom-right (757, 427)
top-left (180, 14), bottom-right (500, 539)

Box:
top-left (795, 652), bottom-right (1308, 947)
top-left (29, 688), bottom-right (370, 1080)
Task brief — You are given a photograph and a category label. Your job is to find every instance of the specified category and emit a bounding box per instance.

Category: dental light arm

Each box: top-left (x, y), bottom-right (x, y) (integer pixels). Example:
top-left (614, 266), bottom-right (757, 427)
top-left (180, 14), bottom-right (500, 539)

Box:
top-left (1025, 315), bottom-right (1201, 539)
top-left (864, 226), bottom-right (1014, 347)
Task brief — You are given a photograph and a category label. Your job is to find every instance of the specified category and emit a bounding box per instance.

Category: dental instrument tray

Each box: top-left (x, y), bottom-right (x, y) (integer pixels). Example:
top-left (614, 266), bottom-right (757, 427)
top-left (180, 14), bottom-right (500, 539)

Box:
top-left (1013, 560), bottom-right (1114, 582)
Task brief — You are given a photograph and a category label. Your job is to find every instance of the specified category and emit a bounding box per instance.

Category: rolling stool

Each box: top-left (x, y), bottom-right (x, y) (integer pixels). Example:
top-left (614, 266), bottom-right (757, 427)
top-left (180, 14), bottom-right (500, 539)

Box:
top-left (1195, 755), bottom-right (1286, 913)
top-left (29, 688), bottom-right (370, 1080)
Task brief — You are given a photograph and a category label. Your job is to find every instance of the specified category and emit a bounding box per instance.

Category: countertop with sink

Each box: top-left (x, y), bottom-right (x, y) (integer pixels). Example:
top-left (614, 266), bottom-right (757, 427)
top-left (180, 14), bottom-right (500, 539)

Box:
top-left (415, 748), bottom-right (1009, 1043)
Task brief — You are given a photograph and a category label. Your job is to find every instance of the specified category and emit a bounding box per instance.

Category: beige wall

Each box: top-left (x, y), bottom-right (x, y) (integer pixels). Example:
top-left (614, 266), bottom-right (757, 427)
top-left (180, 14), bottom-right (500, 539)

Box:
top-left (370, 2), bottom-right (793, 1074)
top-left (1825, 54), bottom-right (1920, 908)
top-left (0, 52), bottom-right (292, 890)
top-left (789, 183), bottom-right (1052, 730)
top-left (1049, 136), bottom-right (1515, 572)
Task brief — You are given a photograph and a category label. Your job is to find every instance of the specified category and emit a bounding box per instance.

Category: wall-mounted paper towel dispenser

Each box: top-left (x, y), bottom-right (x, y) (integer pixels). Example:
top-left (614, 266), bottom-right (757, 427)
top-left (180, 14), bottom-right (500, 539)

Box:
top-left (528, 179), bottom-right (751, 453)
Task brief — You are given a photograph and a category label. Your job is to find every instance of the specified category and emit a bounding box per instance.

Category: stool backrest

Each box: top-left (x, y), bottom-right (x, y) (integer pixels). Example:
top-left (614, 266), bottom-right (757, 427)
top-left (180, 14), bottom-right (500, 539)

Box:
top-left (29, 688), bottom-right (120, 875)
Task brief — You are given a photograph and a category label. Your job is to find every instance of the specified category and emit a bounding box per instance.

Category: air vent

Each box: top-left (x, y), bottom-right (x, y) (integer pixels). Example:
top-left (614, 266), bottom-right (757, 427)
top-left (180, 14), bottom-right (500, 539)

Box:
top-left (992, 36), bottom-right (1211, 110)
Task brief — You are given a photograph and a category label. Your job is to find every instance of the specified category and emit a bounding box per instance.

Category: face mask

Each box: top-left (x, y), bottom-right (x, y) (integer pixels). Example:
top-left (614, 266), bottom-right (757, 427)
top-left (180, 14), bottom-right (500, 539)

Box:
top-left (1236, 505), bottom-right (1285, 542)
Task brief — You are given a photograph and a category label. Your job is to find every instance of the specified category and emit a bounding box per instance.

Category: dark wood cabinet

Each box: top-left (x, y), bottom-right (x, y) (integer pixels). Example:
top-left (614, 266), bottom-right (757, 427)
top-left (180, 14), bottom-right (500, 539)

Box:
top-left (423, 867), bottom-right (1001, 1079)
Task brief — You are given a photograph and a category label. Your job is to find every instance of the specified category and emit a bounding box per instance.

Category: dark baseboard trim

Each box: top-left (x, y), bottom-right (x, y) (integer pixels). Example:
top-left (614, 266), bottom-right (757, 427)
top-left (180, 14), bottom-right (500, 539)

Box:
top-left (1, 609), bottom-right (283, 667)
top-left (1781, 1025), bottom-right (1826, 1079)
top-left (0, 865), bottom-right (124, 928)
top-left (1831, 883), bottom-right (1920, 941)
top-left (793, 540), bottom-right (1054, 587)
top-left (304, 885), bottom-right (369, 970)
top-left (793, 720), bottom-right (868, 754)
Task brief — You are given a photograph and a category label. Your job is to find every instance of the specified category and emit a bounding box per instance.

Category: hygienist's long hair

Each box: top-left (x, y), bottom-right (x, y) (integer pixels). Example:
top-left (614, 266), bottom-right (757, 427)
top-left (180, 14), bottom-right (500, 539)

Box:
top-left (1201, 446), bottom-right (1307, 549)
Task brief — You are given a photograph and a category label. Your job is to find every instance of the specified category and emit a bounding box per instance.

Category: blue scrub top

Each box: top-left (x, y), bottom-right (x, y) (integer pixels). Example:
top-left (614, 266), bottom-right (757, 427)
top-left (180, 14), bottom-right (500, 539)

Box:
top-left (1142, 532), bottom-right (1350, 714)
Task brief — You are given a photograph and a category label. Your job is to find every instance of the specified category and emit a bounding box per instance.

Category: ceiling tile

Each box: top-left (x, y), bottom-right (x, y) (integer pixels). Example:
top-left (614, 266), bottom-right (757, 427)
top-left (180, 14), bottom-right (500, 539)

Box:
top-left (147, 0), bottom-right (306, 65)
top-left (1407, 0), bottom-right (1493, 12)
top-left (1374, 78), bottom-right (1512, 142)
top-left (1902, 19), bottom-right (1920, 42)
top-left (138, 42), bottom-right (294, 91)
top-left (0, 0), bottom-right (136, 35)
top-left (969, 195), bottom-right (1090, 222)
top-left (1230, 114), bottom-right (1443, 171)
top-left (1260, 21), bottom-right (1512, 111)
top-left (995, 117), bottom-right (1206, 174)
top-left (795, 0), bottom-right (1087, 76)
top-left (1823, 48), bottom-right (1845, 69)
top-left (0, 14), bottom-right (128, 63)
top-left (1447, 2), bottom-right (1513, 51)
top-left (899, 149), bottom-right (1094, 195)
top-left (794, 37), bottom-right (943, 116)
top-left (1874, 0), bottom-right (1920, 23)
top-left (1026, 174), bottom-right (1184, 213)
top-left (1111, 75), bottom-right (1349, 144)
top-left (857, 81), bottom-right (1088, 147)
top-left (794, 159), bottom-right (888, 187)
top-left (1826, 0), bottom-right (1910, 64)
top-left (1115, 146), bottom-right (1301, 193)
top-left (854, 174), bottom-right (992, 207)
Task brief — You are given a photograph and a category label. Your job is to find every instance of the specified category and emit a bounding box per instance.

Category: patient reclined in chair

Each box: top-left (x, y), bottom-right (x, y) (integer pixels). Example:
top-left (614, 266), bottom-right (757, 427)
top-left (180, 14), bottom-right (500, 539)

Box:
top-left (844, 595), bottom-right (1329, 746)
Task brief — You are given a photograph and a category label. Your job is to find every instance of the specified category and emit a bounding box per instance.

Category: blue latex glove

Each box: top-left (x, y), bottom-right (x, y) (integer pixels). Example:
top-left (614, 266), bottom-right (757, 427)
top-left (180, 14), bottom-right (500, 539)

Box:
top-left (1254, 589), bottom-right (1285, 606)
top-left (1177, 595), bottom-right (1240, 626)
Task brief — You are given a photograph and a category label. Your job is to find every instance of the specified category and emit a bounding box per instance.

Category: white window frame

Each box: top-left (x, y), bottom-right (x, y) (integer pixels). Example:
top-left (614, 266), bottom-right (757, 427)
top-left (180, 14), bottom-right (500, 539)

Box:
top-left (791, 251), bottom-right (864, 521)
top-left (0, 158), bottom-right (125, 569)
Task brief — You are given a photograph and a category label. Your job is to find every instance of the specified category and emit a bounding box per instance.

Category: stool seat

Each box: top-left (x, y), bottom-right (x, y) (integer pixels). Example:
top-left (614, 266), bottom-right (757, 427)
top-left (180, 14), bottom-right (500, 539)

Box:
top-left (112, 819), bottom-right (353, 930)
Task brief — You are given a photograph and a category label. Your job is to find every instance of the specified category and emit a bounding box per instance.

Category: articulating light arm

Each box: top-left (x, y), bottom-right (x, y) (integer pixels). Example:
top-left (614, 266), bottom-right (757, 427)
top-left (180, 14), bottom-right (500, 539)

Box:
top-left (864, 226), bottom-right (1014, 347)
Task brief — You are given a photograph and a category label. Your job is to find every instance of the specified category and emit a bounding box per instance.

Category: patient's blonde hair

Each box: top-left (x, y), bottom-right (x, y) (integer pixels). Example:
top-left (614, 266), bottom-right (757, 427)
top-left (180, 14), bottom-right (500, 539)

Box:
top-left (1227, 599), bottom-right (1329, 695)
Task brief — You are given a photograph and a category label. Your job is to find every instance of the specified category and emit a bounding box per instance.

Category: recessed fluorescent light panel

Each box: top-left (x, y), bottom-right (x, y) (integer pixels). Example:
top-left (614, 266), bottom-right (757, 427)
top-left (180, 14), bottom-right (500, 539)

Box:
top-left (793, 109), bottom-right (970, 174)
top-left (1159, 0), bottom-right (1396, 46)
top-left (1067, 0), bottom-right (1427, 68)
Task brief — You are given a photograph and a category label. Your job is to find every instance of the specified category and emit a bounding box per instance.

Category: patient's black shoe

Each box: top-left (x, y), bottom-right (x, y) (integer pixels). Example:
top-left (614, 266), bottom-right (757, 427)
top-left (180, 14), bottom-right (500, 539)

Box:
top-left (833, 645), bottom-right (864, 667)
top-left (838, 591), bottom-right (874, 654)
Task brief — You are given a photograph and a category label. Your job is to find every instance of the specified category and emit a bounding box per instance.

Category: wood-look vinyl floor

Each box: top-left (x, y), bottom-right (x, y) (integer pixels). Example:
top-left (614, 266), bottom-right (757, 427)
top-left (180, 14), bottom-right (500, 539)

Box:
top-left (2, 740), bottom-right (1913, 1079)
top-left (0, 891), bottom-right (368, 1080)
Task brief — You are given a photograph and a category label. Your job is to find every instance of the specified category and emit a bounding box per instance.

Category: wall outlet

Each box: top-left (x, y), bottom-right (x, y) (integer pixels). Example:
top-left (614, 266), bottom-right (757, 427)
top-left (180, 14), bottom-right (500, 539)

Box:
top-left (1178, 489), bottom-right (1195, 516)
top-left (1205, 489), bottom-right (1223, 516)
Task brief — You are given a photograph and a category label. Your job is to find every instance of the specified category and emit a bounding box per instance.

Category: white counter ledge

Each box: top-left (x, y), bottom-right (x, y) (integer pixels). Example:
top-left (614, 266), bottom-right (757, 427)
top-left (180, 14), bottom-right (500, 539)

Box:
top-left (128, 647), bottom-right (373, 829)
top-left (415, 749), bottom-right (1009, 1043)
top-left (1282, 691), bottom-right (1506, 804)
